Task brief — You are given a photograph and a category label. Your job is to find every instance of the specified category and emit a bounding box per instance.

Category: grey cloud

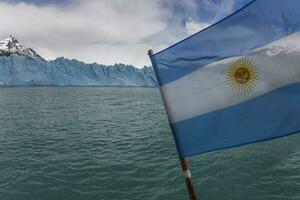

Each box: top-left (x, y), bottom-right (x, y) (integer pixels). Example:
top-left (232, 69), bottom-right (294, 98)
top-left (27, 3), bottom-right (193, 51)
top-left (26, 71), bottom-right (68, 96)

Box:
top-left (0, 0), bottom-right (173, 67)
top-left (0, 0), bottom-right (237, 67)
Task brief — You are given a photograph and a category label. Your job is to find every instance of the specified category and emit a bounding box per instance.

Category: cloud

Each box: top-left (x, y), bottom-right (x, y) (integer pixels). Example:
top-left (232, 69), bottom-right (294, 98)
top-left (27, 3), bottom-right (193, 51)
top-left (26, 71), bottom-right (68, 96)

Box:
top-left (185, 19), bottom-right (209, 35)
top-left (2, 0), bottom-right (76, 6)
top-left (202, 0), bottom-right (235, 15)
top-left (0, 0), bottom-right (171, 67)
top-left (0, 0), bottom-right (242, 67)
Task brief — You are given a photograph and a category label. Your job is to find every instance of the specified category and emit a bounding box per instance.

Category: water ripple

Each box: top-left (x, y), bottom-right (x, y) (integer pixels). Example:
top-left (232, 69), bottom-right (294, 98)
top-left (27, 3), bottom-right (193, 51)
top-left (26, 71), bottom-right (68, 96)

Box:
top-left (0, 87), bottom-right (300, 200)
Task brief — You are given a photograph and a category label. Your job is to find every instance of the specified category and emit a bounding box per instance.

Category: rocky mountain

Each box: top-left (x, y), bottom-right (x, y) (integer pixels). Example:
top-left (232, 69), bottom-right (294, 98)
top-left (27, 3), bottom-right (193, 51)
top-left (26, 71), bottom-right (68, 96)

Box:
top-left (0, 36), bottom-right (45, 61)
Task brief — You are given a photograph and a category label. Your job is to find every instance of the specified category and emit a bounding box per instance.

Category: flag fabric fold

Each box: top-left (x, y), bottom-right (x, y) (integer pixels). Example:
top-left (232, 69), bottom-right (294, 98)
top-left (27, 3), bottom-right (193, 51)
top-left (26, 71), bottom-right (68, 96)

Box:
top-left (150, 0), bottom-right (300, 157)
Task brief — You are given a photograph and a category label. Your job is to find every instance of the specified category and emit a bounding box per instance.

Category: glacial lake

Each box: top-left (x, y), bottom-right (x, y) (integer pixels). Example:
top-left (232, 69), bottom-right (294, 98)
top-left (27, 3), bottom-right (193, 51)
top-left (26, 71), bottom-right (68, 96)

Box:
top-left (1, 87), bottom-right (300, 200)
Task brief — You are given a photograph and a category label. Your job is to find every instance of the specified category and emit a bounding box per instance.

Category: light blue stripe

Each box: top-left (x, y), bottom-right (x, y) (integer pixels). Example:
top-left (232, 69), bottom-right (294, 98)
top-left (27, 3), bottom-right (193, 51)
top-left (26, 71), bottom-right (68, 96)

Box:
top-left (151, 0), bottom-right (300, 85)
top-left (171, 83), bottom-right (300, 157)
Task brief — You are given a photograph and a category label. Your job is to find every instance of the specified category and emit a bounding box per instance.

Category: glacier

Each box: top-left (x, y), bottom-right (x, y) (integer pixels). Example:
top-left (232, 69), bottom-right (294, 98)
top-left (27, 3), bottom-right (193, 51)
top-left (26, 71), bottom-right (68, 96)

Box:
top-left (0, 55), bottom-right (157, 87)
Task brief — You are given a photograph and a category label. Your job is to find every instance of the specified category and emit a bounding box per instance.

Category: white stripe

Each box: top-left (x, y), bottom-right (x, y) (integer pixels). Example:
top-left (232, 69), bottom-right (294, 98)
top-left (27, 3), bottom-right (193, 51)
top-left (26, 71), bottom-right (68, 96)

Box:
top-left (163, 31), bottom-right (300, 123)
top-left (183, 169), bottom-right (192, 179)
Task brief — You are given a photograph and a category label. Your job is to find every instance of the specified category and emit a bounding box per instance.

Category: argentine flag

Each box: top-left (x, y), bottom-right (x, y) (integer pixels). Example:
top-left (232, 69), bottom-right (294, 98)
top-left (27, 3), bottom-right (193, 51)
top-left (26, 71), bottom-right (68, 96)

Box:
top-left (150, 0), bottom-right (300, 157)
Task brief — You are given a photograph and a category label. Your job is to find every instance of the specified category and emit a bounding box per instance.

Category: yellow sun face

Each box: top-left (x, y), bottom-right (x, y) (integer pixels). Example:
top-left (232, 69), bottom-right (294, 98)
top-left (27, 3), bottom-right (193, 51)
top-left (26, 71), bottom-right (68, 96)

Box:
top-left (226, 58), bottom-right (258, 94)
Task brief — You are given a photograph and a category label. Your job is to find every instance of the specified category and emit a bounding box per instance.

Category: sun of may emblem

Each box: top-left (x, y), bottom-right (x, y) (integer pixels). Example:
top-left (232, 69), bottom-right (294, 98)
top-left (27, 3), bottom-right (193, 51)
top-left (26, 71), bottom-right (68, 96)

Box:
top-left (226, 58), bottom-right (258, 94)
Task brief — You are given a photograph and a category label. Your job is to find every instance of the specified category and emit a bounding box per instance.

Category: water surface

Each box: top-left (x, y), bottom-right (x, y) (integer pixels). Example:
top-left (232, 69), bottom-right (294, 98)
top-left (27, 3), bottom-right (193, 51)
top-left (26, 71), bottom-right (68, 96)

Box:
top-left (0, 87), bottom-right (300, 200)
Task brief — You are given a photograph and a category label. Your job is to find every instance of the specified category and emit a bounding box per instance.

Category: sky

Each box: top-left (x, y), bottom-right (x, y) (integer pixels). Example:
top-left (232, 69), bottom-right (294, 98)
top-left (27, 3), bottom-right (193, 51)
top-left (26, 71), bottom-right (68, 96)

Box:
top-left (0, 0), bottom-right (252, 67)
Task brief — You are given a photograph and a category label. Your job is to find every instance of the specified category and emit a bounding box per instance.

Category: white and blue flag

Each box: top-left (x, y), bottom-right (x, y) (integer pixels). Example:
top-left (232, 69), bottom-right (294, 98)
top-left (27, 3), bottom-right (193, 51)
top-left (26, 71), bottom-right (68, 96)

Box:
top-left (150, 0), bottom-right (300, 157)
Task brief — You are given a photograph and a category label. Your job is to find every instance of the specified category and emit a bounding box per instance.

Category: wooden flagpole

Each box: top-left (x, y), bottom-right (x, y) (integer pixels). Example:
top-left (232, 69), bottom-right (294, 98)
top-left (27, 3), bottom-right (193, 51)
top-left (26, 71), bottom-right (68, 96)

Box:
top-left (180, 158), bottom-right (198, 200)
top-left (148, 49), bottom-right (198, 200)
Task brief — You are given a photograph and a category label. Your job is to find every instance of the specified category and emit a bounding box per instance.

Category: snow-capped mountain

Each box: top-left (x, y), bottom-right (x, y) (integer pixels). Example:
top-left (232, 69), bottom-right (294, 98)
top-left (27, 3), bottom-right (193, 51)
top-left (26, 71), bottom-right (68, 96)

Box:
top-left (0, 37), bottom-right (157, 87)
top-left (0, 36), bottom-right (45, 61)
